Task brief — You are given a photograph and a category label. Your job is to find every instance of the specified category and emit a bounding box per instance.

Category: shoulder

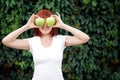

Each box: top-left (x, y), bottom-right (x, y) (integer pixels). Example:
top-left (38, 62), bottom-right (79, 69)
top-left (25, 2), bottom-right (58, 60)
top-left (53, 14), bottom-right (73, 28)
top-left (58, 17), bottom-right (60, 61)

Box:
top-left (27, 36), bottom-right (40, 44)
top-left (53, 35), bottom-right (68, 45)
top-left (54, 35), bottom-right (67, 39)
top-left (28, 36), bottom-right (39, 41)
top-left (27, 36), bottom-right (40, 52)
top-left (53, 35), bottom-right (68, 48)
top-left (28, 36), bottom-right (39, 39)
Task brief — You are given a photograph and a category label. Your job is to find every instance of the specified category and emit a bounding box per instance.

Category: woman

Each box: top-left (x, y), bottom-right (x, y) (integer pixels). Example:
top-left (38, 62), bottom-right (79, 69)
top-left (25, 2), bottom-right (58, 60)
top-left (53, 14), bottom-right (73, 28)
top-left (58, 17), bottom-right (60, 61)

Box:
top-left (2, 9), bottom-right (89, 80)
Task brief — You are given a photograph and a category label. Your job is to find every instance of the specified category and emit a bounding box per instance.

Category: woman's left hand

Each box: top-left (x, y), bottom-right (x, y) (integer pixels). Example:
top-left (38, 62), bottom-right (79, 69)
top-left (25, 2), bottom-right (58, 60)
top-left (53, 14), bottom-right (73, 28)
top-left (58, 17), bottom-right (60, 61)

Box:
top-left (52, 12), bottom-right (65, 28)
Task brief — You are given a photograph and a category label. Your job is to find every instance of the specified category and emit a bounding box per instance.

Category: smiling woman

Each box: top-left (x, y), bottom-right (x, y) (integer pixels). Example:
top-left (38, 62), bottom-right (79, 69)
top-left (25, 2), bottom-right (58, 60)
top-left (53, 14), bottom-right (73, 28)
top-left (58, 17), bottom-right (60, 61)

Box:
top-left (34, 9), bottom-right (58, 37)
top-left (2, 9), bottom-right (89, 80)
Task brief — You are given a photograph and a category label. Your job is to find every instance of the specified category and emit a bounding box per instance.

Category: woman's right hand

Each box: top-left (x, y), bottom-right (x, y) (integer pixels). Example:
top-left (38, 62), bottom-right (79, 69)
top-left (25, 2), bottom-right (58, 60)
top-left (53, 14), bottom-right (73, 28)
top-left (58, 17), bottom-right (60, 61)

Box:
top-left (25, 14), bottom-right (39, 29)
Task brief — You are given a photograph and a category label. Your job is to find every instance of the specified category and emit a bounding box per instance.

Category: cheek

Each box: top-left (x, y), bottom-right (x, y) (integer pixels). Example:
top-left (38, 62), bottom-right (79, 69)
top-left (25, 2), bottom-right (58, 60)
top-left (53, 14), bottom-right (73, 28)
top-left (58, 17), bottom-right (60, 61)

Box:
top-left (38, 28), bottom-right (41, 31)
top-left (49, 27), bottom-right (53, 30)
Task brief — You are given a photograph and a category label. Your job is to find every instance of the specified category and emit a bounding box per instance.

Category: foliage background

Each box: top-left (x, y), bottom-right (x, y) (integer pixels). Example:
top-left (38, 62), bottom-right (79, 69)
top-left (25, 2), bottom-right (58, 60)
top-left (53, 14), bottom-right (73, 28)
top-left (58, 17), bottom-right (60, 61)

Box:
top-left (0, 0), bottom-right (120, 80)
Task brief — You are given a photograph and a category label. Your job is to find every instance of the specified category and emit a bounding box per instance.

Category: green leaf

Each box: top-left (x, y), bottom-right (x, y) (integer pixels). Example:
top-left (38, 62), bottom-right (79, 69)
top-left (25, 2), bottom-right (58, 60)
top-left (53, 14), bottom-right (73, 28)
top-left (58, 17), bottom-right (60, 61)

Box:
top-left (92, 0), bottom-right (97, 6)
top-left (83, 0), bottom-right (90, 4)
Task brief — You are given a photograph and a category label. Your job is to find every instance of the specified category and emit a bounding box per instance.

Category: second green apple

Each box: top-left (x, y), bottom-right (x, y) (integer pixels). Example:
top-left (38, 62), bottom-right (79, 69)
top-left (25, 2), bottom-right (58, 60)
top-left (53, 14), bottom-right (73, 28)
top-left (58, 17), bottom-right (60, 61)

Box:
top-left (46, 17), bottom-right (56, 27)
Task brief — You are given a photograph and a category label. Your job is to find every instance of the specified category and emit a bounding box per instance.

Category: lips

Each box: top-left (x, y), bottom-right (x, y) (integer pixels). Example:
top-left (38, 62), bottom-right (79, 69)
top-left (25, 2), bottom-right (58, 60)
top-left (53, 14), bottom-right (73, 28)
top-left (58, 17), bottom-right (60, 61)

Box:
top-left (42, 27), bottom-right (49, 30)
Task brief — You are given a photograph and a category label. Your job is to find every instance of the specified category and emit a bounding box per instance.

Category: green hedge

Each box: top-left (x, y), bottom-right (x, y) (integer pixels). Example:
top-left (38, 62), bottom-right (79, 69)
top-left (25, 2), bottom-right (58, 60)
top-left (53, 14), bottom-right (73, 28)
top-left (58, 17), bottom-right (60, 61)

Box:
top-left (0, 0), bottom-right (120, 80)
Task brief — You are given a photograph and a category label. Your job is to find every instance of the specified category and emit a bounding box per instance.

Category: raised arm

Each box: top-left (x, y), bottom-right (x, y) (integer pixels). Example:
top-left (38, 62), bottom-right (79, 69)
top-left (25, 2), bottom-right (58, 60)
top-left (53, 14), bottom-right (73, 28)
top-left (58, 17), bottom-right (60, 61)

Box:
top-left (2, 14), bottom-right (39, 50)
top-left (52, 13), bottom-right (90, 46)
top-left (61, 24), bottom-right (90, 46)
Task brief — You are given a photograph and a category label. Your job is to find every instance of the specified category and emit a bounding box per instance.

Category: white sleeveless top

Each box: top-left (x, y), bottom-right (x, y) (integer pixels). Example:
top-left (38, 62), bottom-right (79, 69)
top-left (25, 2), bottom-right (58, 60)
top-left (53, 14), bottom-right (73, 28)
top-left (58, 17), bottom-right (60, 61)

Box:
top-left (28, 35), bottom-right (66, 80)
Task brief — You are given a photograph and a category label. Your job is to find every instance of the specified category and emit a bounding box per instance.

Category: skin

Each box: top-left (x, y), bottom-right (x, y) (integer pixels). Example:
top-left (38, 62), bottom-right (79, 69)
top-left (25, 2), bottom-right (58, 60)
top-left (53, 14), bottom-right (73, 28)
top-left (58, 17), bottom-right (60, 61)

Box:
top-left (2, 13), bottom-right (90, 50)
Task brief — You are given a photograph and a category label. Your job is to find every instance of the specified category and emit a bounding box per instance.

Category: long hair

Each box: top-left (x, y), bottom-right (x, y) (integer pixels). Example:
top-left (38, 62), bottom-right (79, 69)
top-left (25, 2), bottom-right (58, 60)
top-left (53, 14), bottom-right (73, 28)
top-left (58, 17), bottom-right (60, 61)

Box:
top-left (34, 9), bottom-right (58, 36)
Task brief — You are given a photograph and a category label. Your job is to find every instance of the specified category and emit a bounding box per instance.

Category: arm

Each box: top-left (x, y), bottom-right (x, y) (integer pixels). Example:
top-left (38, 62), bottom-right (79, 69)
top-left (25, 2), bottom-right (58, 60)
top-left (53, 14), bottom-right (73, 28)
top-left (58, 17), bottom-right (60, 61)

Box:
top-left (61, 24), bottom-right (90, 46)
top-left (2, 14), bottom-right (39, 50)
top-left (52, 13), bottom-right (90, 46)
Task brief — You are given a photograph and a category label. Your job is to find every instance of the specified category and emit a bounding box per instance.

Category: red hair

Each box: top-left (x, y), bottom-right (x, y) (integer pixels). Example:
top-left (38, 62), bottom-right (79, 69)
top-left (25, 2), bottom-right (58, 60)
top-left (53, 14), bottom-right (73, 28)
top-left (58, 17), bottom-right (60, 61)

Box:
top-left (34, 9), bottom-right (58, 37)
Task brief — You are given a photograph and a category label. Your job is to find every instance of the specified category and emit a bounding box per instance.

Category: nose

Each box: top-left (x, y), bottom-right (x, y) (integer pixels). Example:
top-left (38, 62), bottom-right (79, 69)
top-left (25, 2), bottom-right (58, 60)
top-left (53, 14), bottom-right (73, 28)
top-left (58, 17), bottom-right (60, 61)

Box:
top-left (42, 23), bottom-right (49, 29)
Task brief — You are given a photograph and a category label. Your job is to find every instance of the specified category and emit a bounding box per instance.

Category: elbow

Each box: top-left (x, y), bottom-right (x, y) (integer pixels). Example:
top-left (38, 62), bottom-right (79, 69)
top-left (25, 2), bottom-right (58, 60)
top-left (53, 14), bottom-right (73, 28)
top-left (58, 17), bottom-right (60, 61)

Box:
top-left (86, 35), bottom-right (90, 41)
top-left (2, 38), bottom-right (6, 45)
top-left (87, 36), bottom-right (90, 42)
top-left (2, 38), bottom-right (9, 46)
top-left (82, 35), bottom-right (90, 44)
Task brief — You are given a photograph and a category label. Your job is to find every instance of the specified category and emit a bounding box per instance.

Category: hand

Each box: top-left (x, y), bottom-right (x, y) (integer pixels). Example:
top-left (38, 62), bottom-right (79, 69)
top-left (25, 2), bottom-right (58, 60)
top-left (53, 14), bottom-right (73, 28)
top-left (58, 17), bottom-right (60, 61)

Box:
top-left (52, 12), bottom-right (65, 28)
top-left (25, 14), bottom-right (40, 29)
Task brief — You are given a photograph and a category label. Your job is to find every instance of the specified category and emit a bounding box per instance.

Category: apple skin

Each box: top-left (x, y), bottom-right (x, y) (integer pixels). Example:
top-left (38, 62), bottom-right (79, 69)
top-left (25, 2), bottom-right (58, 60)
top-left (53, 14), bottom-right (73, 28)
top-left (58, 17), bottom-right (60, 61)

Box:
top-left (34, 17), bottom-right (44, 26)
top-left (46, 17), bottom-right (56, 27)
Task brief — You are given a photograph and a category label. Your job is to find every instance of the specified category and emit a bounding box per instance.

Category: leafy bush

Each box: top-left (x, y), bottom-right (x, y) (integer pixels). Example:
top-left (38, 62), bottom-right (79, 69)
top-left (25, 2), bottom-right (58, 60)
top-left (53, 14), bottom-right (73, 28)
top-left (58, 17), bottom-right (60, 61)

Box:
top-left (0, 0), bottom-right (120, 80)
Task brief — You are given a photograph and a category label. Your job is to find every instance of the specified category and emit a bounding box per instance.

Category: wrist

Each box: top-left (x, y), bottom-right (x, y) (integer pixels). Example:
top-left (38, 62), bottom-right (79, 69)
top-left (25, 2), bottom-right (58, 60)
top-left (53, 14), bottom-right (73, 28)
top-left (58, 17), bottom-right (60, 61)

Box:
top-left (61, 23), bottom-right (70, 29)
top-left (22, 25), bottom-right (30, 31)
top-left (59, 23), bottom-right (67, 29)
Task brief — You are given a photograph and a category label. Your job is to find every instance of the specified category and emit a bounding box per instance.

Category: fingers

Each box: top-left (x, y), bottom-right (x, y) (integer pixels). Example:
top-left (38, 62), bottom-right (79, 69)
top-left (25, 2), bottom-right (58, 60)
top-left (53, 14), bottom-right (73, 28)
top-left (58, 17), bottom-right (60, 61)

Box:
top-left (30, 13), bottom-right (39, 19)
top-left (35, 15), bottom-right (39, 18)
top-left (51, 15), bottom-right (57, 18)
top-left (29, 13), bottom-right (35, 20)
top-left (56, 12), bottom-right (60, 17)
top-left (31, 13), bottom-right (35, 16)
top-left (31, 13), bottom-right (36, 17)
top-left (51, 12), bottom-right (61, 18)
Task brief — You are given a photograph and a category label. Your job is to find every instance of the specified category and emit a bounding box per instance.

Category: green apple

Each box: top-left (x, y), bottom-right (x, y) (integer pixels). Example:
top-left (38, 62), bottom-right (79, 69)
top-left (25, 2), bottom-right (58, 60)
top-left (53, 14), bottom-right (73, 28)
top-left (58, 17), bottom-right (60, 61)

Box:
top-left (34, 17), bottom-right (44, 26)
top-left (46, 17), bottom-right (56, 27)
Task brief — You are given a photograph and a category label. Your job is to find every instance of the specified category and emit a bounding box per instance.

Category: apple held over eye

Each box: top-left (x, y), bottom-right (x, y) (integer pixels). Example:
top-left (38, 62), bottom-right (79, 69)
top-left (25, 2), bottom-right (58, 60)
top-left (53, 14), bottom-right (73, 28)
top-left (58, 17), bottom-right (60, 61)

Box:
top-left (46, 17), bottom-right (56, 27)
top-left (34, 17), bottom-right (44, 26)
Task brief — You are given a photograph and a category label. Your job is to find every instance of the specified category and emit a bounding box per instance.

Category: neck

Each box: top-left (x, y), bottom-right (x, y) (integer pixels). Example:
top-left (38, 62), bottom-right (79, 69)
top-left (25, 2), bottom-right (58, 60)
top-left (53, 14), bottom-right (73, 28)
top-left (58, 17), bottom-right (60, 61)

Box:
top-left (41, 34), bottom-right (52, 39)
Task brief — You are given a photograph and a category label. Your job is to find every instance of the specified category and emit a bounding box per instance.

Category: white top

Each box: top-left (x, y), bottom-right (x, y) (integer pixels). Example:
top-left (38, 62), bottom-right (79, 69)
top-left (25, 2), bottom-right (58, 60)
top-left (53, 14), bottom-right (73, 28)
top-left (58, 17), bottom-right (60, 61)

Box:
top-left (28, 35), bottom-right (66, 80)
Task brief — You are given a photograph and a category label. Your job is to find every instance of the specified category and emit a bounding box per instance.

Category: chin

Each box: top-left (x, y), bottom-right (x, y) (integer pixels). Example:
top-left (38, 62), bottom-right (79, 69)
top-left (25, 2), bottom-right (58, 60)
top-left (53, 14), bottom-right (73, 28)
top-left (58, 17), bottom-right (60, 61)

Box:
top-left (40, 30), bottom-right (51, 35)
top-left (42, 32), bottom-right (50, 35)
top-left (39, 28), bottom-right (52, 35)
